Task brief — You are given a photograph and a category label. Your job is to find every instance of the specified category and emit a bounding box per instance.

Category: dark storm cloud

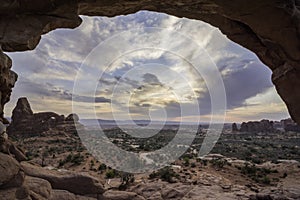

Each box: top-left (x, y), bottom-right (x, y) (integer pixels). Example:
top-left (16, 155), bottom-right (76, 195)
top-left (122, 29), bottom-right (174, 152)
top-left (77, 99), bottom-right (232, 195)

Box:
top-left (116, 76), bottom-right (140, 88)
top-left (222, 60), bottom-right (273, 108)
top-left (191, 59), bottom-right (273, 116)
top-left (143, 73), bottom-right (161, 85)
top-left (72, 95), bottom-right (111, 103)
top-left (99, 78), bottom-right (117, 85)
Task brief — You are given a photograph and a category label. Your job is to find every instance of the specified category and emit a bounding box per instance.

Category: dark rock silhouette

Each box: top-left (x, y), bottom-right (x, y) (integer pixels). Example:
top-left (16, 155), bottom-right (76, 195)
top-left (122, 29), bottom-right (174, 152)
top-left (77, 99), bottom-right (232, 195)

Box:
top-left (0, 51), bottom-right (17, 124)
top-left (65, 113), bottom-right (79, 122)
top-left (240, 120), bottom-right (274, 133)
top-left (11, 97), bottom-right (33, 123)
top-left (232, 123), bottom-right (239, 132)
top-left (7, 97), bottom-right (83, 137)
top-left (281, 118), bottom-right (300, 132)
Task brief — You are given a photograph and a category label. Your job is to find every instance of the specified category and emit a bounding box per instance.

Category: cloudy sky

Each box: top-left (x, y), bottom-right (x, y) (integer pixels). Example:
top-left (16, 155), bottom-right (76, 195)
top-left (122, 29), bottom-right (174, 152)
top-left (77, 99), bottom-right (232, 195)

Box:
top-left (5, 11), bottom-right (289, 123)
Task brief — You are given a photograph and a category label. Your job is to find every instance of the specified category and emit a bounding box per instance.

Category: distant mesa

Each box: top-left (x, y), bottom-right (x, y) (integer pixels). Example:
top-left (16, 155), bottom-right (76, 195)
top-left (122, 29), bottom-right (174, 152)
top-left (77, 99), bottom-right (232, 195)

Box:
top-left (7, 97), bottom-right (83, 137)
top-left (281, 118), bottom-right (300, 132)
top-left (232, 118), bottom-right (300, 133)
top-left (240, 119), bottom-right (274, 133)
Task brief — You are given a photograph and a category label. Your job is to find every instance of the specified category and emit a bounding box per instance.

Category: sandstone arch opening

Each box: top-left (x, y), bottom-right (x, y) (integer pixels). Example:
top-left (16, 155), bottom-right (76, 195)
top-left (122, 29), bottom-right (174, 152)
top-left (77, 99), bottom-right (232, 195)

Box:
top-left (3, 11), bottom-right (290, 124)
top-left (0, 0), bottom-right (299, 125)
top-left (0, 2), bottom-right (300, 199)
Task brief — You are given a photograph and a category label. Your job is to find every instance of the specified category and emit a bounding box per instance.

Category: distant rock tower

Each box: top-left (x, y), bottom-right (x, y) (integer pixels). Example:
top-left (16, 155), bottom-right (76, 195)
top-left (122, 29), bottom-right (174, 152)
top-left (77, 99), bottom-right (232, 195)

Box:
top-left (232, 123), bottom-right (239, 132)
top-left (11, 97), bottom-right (33, 124)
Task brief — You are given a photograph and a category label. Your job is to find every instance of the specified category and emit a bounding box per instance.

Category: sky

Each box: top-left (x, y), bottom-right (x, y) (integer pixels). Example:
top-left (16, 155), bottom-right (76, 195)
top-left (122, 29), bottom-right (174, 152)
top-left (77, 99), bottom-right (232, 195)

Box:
top-left (4, 11), bottom-right (290, 123)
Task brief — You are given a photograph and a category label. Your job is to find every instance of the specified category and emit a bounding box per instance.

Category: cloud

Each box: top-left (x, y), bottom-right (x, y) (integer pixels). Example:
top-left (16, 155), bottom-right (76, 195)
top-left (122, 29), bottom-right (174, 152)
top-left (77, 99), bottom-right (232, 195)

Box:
top-left (4, 11), bottom-right (289, 122)
top-left (142, 73), bottom-right (161, 85)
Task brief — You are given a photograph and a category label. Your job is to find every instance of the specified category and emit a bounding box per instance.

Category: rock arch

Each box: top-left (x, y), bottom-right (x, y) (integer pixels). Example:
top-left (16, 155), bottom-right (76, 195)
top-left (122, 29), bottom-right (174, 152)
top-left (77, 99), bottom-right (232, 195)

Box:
top-left (0, 0), bottom-right (299, 123)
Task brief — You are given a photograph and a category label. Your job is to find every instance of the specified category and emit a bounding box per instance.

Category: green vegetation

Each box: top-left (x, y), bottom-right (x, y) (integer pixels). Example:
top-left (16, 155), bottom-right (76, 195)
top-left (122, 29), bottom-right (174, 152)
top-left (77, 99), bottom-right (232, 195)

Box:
top-left (105, 169), bottom-right (117, 179)
top-left (238, 163), bottom-right (278, 185)
top-left (149, 167), bottom-right (179, 183)
top-left (210, 159), bottom-right (227, 169)
top-left (98, 163), bottom-right (107, 171)
top-left (119, 173), bottom-right (135, 190)
top-left (183, 157), bottom-right (190, 166)
top-left (58, 152), bottom-right (84, 167)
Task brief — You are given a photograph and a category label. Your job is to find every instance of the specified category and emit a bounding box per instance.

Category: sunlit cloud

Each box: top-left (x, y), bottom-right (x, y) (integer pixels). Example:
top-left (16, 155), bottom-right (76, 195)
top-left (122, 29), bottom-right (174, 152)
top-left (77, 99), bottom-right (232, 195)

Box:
top-left (4, 11), bottom-right (289, 122)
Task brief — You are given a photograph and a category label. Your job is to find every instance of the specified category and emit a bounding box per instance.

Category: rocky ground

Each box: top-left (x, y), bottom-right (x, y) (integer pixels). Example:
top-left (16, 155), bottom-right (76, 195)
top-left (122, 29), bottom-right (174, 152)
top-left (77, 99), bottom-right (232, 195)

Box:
top-left (2, 137), bottom-right (300, 200)
top-left (1, 97), bottom-right (300, 199)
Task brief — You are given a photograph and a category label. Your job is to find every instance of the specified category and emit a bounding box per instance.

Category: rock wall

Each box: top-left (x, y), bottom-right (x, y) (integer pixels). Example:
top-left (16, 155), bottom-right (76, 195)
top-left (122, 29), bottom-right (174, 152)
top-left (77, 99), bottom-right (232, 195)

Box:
top-left (0, 0), bottom-right (299, 123)
top-left (0, 50), bottom-right (17, 124)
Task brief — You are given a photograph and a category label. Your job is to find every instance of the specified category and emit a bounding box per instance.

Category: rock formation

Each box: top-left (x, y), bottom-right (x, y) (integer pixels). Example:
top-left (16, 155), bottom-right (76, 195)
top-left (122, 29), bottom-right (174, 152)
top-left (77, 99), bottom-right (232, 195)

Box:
top-left (240, 120), bottom-right (274, 133)
top-left (231, 123), bottom-right (239, 132)
top-left (0, 151), bottom-right (105, 200)
top-left (0, 51), bottom-right (17, 124)
top-left (281, 118), bottom-right (300, 132)
top-left (21, 162), bottom-right (105, 196)
top-left (0, 0), bottom-right (299, 125)
top-left (7, 97), bottom-right (83, 137)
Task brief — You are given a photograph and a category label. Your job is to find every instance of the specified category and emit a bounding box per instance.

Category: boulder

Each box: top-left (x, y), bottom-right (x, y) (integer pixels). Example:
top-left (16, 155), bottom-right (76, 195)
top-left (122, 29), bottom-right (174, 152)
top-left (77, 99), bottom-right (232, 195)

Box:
top-left (0, 121), bottom-right (6, 136)
top-left (21, 162), bottom-right (104, 196)
top-left (0, 136), bottom-right (27, 162)
top-left (0, 152), bottom-right (21, 188)
top-left (249, 193), bottom-right (273, 200)
top-left (50, 189), bottom-right (96, 200)
top-left (0, 185), bottom-right (30, 200)
top-left (2, 170), bottom-right (25, 189)
top-left (25, 176), bottom-right (52, 200)
top-left (8, 141), bottom-right (27, 162)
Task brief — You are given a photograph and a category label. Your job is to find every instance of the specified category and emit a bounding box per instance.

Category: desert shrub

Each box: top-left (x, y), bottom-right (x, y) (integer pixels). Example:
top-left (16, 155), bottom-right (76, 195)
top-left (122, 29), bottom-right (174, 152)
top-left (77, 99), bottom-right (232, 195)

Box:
top-left (149, 167), bottom-right (179, 183)
top-left (241, 163), bottom-right (257, 175)
top-left (261, 176), bottom-right (271, 184)
top-left (282, 172), bottom-right (288, 178)
top-left (201, 159), bottom-right (208, 166)
top-left (251, 157), bottom-right (263, 164)
top-left (119, 173), bottom-right (135, 190)
top-left (58, 159), bottom-right (65, 167)
top-left (210, 159), bottom-right (227, 169)
top-left (239, 163), bottom-right (273, 185)
top-left (71, 153), bottom-right (84, 165)
top-left (66, 153), bottom-right (73, 162)
top-left (98, 163), bottom-right (107, 171)
top-left (105, 169), bottom-right (117, 179)
top-left (59, 153), bottom-right (84, 167)
top-left (183, 157), bottom-right (190, 166)
top-left (191, 163), bottom-right (196, 168)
